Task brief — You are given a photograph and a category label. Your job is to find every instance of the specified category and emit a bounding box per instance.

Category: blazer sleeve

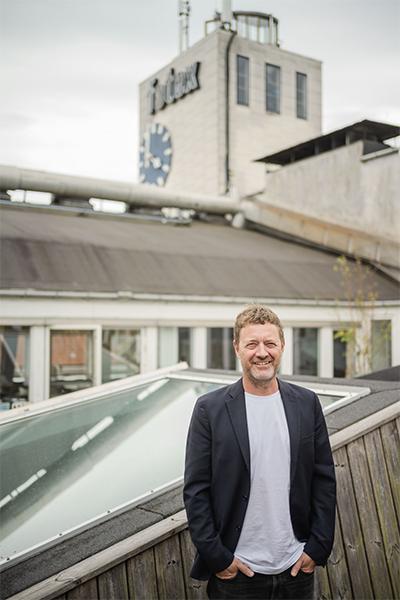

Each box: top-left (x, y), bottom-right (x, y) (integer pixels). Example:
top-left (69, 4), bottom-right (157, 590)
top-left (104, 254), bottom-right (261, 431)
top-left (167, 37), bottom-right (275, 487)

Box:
top-left (183, 399), bottom-right (234, 574)
top-left (303, 394), bottom-right (336, 565)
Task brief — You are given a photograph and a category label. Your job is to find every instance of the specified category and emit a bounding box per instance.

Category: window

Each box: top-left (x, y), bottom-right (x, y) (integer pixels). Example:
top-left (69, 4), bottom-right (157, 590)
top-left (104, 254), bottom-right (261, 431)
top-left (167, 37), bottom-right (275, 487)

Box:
top-left (0, 326), bottom-right (29, 406)
top-left (293, 328), bottom-right (318, 376)
top-left (266, 63), bottom-right (280, 113)
top-left (50, 330), bottom-right (94, 397)
top-left (178, 327), bottom-right (191, 364)
top-left (333, 331), bottom-right (347, 377)
top-left (296, 72), bottom-right (307, 119)
top-left (207, 328), bottom-right (236, 370)
top-left (371, 320), bottom-right (392, 372)
top-left (102, 329), bottom-right (140, 383)
top-left (237, 55), bottom-right (249, 106)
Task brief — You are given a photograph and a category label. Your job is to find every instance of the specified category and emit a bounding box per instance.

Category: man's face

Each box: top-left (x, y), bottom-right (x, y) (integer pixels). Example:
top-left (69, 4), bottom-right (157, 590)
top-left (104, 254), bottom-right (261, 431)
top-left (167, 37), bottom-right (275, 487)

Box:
top-left (234, 322), bottom-right (284, 387)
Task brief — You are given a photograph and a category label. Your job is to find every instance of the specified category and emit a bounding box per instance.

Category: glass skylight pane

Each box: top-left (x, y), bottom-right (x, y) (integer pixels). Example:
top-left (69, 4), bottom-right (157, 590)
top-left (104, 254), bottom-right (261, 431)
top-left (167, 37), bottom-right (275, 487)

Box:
top-left (0, 377), bottom-right (220, 561)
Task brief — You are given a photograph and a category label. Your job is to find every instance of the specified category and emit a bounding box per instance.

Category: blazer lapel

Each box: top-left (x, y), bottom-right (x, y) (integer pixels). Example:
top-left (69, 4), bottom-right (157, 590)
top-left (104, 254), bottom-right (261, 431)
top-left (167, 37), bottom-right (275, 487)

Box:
top-left (225, 379), bottom-right (250, 472)
top-left (278, 378), bottom-right (301, 485)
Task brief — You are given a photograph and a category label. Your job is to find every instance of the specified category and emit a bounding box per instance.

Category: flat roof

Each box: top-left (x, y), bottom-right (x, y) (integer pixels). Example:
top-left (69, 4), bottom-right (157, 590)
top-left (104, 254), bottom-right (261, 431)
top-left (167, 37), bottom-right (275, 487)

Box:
top-left (1, 203), bottom-right (399, 301)
top-left (256, 119), bottom-right (400, 165)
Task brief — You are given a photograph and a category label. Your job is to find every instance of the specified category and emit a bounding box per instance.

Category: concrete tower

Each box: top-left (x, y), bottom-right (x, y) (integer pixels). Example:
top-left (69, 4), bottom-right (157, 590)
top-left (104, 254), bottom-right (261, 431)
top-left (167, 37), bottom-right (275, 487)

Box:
top-left (139, 9), bottom-right (322, 197)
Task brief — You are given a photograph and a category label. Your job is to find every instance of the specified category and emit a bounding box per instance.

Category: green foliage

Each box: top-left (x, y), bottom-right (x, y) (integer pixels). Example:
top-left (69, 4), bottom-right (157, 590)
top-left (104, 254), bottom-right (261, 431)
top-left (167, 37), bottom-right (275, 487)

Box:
top-left (333, 255), bottom-right (380, 377)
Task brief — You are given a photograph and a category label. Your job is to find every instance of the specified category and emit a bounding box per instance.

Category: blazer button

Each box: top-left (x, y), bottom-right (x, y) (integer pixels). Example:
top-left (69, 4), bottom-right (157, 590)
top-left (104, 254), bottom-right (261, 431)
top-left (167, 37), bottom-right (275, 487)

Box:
top-left (236, 525), bottom-right (241, 531)
top-left (242, 495), bottom-right (248, 500)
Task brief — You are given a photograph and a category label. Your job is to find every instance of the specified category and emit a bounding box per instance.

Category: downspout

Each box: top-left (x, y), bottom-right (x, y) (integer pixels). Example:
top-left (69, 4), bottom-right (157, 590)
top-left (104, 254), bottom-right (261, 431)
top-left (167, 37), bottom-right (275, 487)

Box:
top-left (225, 30), bottom-right (237, 194)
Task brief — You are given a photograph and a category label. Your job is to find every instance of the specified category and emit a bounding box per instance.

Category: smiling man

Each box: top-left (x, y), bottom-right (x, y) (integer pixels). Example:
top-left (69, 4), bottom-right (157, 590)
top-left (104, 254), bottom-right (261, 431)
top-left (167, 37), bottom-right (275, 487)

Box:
top-left (184, 305), bottom-right (336, 599)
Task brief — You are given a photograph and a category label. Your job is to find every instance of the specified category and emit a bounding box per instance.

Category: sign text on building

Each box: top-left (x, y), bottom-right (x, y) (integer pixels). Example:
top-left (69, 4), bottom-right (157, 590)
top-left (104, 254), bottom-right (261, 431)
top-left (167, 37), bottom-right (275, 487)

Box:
top-left (148, 62), bottom-right (200, 115)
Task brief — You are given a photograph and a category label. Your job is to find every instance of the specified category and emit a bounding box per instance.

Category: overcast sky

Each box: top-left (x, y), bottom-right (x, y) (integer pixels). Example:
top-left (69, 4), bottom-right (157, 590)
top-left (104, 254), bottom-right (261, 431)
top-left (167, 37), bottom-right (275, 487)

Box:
top-left (0, 0), bottom-right (399, 182)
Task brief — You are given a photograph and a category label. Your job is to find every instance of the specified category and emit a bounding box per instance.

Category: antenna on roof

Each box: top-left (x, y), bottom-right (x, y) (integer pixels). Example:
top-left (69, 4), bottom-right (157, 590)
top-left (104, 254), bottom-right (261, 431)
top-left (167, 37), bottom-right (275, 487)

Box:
top-left (178, 0), bottom-right (191, 53)
top-left (221, 0), bottom-right (233, 29)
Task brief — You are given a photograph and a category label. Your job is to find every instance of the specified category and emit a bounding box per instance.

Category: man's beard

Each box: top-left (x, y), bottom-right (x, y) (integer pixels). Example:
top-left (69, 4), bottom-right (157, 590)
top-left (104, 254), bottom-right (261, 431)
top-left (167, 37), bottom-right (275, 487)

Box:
top-left (246, 360), bottom-right (280, 388)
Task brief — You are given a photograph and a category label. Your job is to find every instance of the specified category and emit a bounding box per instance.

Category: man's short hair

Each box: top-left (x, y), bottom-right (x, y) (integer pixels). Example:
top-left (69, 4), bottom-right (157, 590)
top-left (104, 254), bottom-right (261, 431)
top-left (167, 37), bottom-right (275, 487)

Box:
top-left (234, 304), bottom-right (285, 345)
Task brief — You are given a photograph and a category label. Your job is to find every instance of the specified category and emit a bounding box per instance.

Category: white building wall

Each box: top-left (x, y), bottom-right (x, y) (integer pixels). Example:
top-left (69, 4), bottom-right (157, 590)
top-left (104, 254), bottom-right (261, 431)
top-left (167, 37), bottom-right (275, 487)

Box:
top-left (139, 32), bottom-right (222, 196)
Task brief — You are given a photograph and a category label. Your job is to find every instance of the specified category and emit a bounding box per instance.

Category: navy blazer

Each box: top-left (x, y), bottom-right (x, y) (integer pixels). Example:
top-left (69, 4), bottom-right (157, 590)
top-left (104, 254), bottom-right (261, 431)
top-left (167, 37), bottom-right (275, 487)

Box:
top-left (183, 378), bottom-right (336, 580)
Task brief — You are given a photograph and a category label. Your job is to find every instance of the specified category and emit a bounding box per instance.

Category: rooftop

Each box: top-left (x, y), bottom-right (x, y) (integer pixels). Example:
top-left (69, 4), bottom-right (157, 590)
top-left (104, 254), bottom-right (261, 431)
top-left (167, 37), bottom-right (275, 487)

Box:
top-left (1, 202), bottom-right (398, 301)
top-left (256, 119), bottom-right (400, 166)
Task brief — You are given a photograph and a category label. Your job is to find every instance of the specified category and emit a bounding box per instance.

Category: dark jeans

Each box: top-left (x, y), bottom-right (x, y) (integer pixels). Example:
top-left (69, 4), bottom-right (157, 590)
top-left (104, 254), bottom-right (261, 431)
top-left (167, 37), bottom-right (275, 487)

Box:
top-left (207, 567), bottom-right (314, 600)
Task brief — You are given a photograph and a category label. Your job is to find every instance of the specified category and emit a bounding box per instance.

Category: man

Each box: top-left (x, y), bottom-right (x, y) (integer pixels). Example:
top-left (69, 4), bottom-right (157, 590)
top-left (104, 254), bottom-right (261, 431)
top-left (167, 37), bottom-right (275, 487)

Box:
top-left (184, 305), bottom-right (336, 599)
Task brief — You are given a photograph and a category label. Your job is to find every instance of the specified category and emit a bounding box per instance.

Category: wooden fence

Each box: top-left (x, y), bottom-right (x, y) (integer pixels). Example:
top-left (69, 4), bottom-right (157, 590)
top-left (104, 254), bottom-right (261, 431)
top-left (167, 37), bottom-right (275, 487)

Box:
top-left (8, 401), bottom-right (400, 600)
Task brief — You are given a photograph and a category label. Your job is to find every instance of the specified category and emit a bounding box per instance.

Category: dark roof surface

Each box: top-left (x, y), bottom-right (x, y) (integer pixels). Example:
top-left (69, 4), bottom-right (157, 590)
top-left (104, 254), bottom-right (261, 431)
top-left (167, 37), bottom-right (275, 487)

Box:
top-left (358, 365), bottom-right (400, 382)
top-left (257, 119), bottom-right (400, 165)
top-left (1, 204), bottom-right (399, 301)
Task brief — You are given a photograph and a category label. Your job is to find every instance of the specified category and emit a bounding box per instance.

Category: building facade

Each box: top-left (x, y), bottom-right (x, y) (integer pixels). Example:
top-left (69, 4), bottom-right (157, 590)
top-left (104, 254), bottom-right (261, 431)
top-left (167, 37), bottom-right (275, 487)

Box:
top-left (139, 11), bottom-right (321, 197)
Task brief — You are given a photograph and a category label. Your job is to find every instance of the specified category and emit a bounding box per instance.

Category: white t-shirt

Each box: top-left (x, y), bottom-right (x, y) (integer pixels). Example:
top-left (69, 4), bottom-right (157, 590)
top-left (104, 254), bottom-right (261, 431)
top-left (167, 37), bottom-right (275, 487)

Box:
top-left (234, 390), bottom-right (304, 574)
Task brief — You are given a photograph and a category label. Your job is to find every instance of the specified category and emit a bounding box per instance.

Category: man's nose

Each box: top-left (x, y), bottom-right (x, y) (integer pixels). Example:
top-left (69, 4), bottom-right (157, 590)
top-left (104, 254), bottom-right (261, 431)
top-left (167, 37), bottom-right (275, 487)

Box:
top-left (255, 344), bottom-right (268, 356)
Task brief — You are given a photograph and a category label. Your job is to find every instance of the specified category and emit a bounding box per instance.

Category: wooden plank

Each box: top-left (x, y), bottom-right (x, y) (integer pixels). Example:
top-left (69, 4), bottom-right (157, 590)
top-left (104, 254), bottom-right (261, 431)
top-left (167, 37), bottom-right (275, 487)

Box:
top-left (325, 507), bottom-right (352, 599)
top-left (364, 428), bottom-right (400, 598)
top-left (179, 529), bottom-right (208, 600)
top-left (126, 547), bottom-right (158, 600)
top-left (380, 420), bottom-right (400, 521)
top-left (97, 563), bottom-right (129, 600)
top-left (154, 534), bottom-right (186, 600)
top-left (67, 579), bottom-right (99, 599)
top-left (329, 401), bottom-right (400, 451)
top-left (334, 446), bottom-right (374, 599)
top-left (347, 436), bottom-right (393, 599)
top-left (314, 565), bottom-right (331, 600)
top-left (7, 510), bottom-right (188, 600)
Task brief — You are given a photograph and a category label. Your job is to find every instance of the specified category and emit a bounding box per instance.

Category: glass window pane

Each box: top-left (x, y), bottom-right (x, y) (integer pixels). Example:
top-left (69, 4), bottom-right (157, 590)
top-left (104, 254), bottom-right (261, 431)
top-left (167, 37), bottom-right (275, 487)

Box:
top-left (293, 328), bottom-right (318, 376)
top-left (207, 328), bottom-right (236, 370)
top-left (248, 17), bottom-right (258, 41)
top-left (333, 331), bottom-right (347, 377)
top-left (0, 326), bottom-right (29, 407)
top-left (158, 327), bottom-right (178, 368)
top-left (371, 320), bottom-right (392, 372)
top-left (50, 330), bottom-right (94, 397)
top-left (102, 329), bottom-right (140, 383)
top-left (178, 327), bottom-right (191, 364)
top-left (237, 55), bottom-right (249, 106)
top-left (296, 72), bottom-right (307, 119)
top-left (266, 63), bottom-right (280, 113)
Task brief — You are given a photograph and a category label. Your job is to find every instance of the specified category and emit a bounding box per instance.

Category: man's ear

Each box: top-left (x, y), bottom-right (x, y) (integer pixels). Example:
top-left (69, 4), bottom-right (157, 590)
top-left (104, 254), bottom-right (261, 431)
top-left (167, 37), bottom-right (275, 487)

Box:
top-left (233, 339), bottom-right (239, 357)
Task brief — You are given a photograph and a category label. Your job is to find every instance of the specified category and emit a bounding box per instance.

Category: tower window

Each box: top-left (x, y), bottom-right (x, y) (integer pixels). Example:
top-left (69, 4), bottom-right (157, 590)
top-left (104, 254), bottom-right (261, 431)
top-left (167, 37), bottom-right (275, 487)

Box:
top-left (296, 72), bottom-right (307, 119)
top-left (237, 55), bottom-right (249, 106)
top-left (266, 63), bottom-right (280, 113)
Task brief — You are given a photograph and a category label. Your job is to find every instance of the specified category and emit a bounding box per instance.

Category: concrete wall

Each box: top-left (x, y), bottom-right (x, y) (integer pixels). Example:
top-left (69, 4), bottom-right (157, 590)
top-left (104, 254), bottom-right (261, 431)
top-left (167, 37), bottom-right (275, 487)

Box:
top-left (259, 142), bottom-right (400, 246)
top-left (360, 149), bottom-right (400, 242)
top-left (139, 29), bottom-right (322, 196)
top-left (139, 32), bottom-right (222, 196)
top-left (228, 33), bottom-right (322, 196)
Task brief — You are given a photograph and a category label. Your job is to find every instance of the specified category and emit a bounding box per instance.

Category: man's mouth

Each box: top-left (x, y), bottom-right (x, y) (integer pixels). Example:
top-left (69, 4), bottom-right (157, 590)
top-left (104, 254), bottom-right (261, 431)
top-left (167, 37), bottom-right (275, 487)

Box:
top-left (253, 360), bottom-right (273, 366)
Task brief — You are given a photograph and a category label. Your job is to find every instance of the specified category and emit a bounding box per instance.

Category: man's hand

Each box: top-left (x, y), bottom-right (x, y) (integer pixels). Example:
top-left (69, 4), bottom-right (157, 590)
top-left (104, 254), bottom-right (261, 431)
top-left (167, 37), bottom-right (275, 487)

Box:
top-left (216, 557), bottom-right (254, 580)
top-left (290, 552), bottom-right (316, 576)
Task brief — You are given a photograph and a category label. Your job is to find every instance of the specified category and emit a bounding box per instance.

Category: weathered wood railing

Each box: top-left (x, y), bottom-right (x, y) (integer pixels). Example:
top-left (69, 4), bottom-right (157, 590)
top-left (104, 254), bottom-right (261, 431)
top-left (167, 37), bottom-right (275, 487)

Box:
top-left (8, 401), bottom-right (400, 600)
